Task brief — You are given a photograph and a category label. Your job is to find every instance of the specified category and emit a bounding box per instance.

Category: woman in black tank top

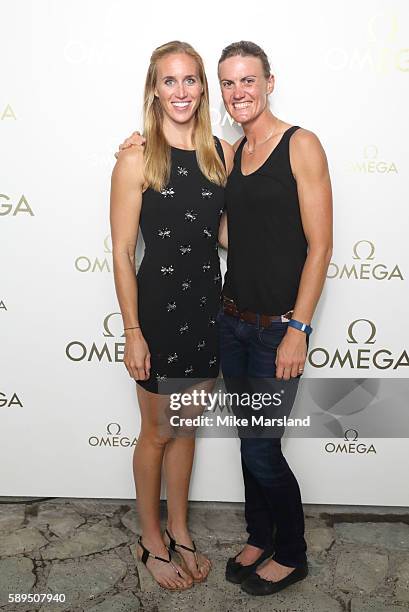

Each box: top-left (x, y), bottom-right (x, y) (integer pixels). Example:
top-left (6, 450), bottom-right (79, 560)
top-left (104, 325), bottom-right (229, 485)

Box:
top-left (223, 125), bottom-right (308, 315)
top-left (217, 42), bottom-right (333, 596)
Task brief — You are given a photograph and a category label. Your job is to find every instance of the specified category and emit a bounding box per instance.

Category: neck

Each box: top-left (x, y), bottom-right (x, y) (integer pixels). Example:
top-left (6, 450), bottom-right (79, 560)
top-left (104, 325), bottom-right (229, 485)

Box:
top-left (163, 115), bottom-right (196, 149)
top-left (242, 110), bottom-right (279, 148)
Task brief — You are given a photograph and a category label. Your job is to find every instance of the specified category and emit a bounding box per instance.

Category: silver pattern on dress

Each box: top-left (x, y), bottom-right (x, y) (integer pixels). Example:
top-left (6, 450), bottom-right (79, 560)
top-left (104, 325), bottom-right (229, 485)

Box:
top-left (202, 261), bottom-right (211, 272)
top-left (209, 356), bottom-right (217, 367)
top-left (181, 279), bottom-right (192, 291)
top-left (160, 187), bottom-right (175, 198)
top-left (166, 301), bottom-right (176, 312)
top-left (185, 210), bottom-right (197, 222)
top-left (199, 296), bottom-right (207, 307)
top-left (179, 323), bottom-right (189, 334)
top-left (208, 316), bottom-right (216, 326)
top-left (167, 352), bottom-right (178, 364)
top-left (213, 273), bottom-right (221, 283)
top-left (197, 340), bottom-right (206, 351)
top-left (156, 374), bottom-right (168, 382)
top-left (202, 188), bottom-right (213, 199)
top-left (203, 227), bottom-right (212, 238)
top-left (184, 365), bottom-right (194, 376)
top-left (158, 228), bottom-right (171, 239)
top-left (177, 166), bottom-right (188, 176)
top-left (160, 265), bottom-right (174, 276)
top-left (179, 244), bottom-right (192, 255)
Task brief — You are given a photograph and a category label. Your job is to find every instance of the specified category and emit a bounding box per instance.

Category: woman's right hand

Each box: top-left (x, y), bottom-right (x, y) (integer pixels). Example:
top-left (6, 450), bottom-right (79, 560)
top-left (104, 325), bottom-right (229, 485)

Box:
top-left (124, 330), bottom-right (151, 380)
top-left (115, 131), bottom-right (146, 158)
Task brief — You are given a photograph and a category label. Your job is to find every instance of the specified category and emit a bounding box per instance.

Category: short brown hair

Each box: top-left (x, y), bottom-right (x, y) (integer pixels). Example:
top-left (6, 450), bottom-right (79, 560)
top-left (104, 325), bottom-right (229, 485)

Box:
top-left (218, 41), bottom-right (271, 78)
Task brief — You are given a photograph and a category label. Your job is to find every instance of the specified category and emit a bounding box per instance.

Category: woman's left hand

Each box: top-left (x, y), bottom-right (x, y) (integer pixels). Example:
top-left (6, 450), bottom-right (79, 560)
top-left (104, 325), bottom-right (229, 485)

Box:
top-left (275, 327), bottom-right (307, 380)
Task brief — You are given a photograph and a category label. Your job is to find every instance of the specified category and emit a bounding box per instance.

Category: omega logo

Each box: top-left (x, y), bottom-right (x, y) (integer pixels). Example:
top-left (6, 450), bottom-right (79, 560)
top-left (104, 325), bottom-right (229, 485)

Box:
top-left (308, 319), bottom-right (409, 370)
top-left (325, 429), bottom-right (376, 454)
top-left (0, 392), bottom-right (23, 408)
top-left (88, 422), bottom-right (138, 448)
top-left (75, 235), bottom-right (112, 273)
top-left (0, 194), bottom-right (34, 216)
top-left (1, 104), bottom-right (16, 120)
top-left (66, 313), bottom-right (125, 362)
top-left (327, 240), bottom-right (403, 281)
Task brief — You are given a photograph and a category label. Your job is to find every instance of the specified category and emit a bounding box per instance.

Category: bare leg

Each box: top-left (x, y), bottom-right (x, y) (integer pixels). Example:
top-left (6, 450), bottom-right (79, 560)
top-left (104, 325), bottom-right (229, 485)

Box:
top-left (133, 384), bottom-right (192, 590)
top-left (163, 379), bottom-right (215, 581)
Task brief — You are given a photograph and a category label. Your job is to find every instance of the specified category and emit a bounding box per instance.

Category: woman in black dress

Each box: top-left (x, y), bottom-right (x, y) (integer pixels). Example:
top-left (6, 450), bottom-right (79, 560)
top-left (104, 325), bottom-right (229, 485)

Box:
top-left (110, 41), bottom-right (233, 590)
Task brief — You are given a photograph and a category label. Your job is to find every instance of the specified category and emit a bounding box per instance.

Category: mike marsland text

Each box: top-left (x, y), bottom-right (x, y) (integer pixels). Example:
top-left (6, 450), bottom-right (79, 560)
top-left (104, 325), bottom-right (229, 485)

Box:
top-left (169, 415), bottom-right (311, 428)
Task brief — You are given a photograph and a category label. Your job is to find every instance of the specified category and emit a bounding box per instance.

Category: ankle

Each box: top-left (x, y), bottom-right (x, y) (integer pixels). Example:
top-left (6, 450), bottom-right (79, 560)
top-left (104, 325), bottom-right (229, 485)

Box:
top-left (166, 522), bottom-right (190, 537)
top-left (140, 533), bottom-right (168, 552)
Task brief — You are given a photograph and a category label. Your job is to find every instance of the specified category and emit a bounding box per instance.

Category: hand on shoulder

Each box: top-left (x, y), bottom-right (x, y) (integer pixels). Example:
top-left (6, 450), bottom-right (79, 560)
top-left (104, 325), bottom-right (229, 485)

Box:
top-left (112, 143), bottom-right (145, 188)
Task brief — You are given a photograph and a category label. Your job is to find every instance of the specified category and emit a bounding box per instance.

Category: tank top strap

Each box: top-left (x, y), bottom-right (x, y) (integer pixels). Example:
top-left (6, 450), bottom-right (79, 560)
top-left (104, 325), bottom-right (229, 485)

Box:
top-left (281, 125), bottom-right (301, 144)
top-left (233, 137), bottom-right (246, 166)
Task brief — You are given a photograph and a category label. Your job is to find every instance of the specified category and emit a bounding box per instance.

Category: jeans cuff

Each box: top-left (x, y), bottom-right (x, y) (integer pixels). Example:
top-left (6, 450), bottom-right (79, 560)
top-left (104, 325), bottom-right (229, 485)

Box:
top-left (272, 551), bottom-right (308, 568)
top-left (247, 535), bottom-right (274, 550)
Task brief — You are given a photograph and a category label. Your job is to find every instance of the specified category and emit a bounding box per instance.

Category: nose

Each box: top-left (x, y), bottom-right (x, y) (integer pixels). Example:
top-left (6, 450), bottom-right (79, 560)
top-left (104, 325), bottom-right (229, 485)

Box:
top-left (175, 82), bottom-right (188, 99)
top-left (232, 84), bottom-right (245, 100)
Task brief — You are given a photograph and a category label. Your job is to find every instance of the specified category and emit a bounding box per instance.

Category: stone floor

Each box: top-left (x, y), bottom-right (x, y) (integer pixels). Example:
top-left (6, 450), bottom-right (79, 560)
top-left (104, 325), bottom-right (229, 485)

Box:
top-left (0, 497), bottom-right (408, 612)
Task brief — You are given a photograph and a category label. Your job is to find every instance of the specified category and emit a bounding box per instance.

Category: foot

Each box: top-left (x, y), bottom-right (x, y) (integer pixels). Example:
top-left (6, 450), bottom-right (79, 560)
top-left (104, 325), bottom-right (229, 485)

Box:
top-left (240, 558), bottom-right (308, 595)
top-left (164, 526), bottom-right (211, 582)
top-left (226, 544), bottom-right (274, 584)
top-left (235, 544), bottom-right (265, 566)
top-left (136, 537), bottom-right (193, 590)
top-left (256, 558), bottom-right (295, 582)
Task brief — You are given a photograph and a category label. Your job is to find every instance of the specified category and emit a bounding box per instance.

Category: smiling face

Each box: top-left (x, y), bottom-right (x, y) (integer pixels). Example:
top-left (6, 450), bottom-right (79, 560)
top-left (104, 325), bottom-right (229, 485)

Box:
top-left (218, 55), bottom-right (274, 126)
top-left (154, 52), bottom-right (203, 125)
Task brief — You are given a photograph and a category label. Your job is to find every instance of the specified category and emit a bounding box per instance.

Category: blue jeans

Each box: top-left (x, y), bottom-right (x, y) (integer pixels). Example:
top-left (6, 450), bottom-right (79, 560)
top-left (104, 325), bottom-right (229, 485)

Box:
top-left (217, 309), bottom-right (308, 568)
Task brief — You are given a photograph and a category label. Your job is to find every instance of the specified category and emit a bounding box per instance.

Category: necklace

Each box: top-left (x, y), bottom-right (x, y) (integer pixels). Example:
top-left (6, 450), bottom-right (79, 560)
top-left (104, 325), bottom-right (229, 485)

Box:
top-left (244, 123), bottom-right (281, 154)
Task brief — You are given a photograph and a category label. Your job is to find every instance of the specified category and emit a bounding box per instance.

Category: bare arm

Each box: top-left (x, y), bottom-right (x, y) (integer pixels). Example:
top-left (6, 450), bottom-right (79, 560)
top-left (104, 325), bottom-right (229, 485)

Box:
top-left (110, 147), bottom-right (151, 380)
top-left (291, 129), bottom-right (333, 324)
top-left (276, 129), bottom-right (333, 379)
top-left (217, 137), bottom-right (238, 249)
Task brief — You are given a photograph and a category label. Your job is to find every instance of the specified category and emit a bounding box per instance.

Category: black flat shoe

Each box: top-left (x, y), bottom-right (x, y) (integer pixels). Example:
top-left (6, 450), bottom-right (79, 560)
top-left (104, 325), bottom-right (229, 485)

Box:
top-left (225, 546), bottom-right (275, 584)
top-left (240, 560), bottom-right (308, 595)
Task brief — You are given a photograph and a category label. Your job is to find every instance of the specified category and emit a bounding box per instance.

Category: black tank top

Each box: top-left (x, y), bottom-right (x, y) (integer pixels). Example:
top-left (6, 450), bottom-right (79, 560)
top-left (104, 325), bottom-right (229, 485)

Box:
top-left (223, 125), bottom-right (308, 315)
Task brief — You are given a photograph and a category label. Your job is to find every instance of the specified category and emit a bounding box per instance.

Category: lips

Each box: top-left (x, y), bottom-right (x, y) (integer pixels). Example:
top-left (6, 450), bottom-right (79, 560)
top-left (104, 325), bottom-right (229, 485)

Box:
top-left (172, 101), bottom-right (191, 109)
top-left (233, 101), bottom-right (252, 109)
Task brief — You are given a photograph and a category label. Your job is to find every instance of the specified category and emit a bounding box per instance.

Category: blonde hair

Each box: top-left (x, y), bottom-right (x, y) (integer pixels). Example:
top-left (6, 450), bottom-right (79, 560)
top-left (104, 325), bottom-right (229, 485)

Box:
top-left (143, 41), bottom-right (227, 192)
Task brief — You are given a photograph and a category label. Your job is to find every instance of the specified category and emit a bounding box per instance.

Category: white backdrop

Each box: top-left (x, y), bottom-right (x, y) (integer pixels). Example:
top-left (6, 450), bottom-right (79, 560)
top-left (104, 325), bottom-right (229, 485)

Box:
top-left (1, 0), bottom-right (409, 505)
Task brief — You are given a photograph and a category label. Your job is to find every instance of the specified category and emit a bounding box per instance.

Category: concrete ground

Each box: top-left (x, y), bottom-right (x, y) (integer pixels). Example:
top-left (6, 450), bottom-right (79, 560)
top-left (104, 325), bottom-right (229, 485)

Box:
top-left (0, 497), bottom-right (408, 612)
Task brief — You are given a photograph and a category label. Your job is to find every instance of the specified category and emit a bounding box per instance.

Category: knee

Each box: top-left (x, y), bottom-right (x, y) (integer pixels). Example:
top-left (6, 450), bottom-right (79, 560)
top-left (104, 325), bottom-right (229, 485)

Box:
top-left (139, 428), bottom-right (173, 448)
top-left (241, 439), bottom-right (288, 485)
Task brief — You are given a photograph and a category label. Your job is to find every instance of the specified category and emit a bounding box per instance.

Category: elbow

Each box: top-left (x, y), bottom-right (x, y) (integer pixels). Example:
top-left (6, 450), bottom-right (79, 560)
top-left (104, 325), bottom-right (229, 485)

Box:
top-left (307, 242), bottom-right (333, 265)
top-left (112, 248), bottom-right (136, 268)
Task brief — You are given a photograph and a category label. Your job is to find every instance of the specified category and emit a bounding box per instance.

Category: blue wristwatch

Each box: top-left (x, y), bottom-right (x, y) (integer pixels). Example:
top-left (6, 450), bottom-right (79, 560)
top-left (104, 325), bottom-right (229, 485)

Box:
top-left (288, 319), bottom-right (313, 335)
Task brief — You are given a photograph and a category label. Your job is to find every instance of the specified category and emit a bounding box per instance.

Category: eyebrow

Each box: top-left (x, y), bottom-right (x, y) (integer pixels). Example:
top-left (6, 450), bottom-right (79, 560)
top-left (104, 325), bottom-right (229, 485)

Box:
top-left (161, 74), bottom-right (198, 80)
top-left (220, 75), bottom-right (257, 82)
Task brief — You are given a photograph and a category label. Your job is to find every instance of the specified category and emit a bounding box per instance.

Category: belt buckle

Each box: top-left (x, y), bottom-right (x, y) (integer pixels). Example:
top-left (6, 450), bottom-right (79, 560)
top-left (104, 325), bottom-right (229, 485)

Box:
top-left (281, 310), bottom-right (294, 322)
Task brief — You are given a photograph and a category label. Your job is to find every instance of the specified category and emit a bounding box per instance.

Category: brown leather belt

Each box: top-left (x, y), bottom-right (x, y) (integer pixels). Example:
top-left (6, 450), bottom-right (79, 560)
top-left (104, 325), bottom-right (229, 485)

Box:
top-left (222, 296), bottom-right (293, 327)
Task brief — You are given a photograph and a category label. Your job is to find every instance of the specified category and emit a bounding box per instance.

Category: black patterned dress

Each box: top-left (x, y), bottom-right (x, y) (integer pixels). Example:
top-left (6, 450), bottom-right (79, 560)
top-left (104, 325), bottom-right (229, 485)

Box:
top-left (136, 137), bottom-right (225, 394)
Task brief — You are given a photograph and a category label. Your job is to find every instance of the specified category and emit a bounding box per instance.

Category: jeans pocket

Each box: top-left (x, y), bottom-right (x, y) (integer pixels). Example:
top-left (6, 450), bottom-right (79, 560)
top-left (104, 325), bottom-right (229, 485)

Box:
top-left (257, 322), bottom-right (288, 349)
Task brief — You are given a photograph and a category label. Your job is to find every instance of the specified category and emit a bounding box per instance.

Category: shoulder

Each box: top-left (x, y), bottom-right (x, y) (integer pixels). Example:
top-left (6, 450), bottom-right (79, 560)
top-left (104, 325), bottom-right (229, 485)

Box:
top-left (290, 127), bottom-right (325, 156)
top-left (290, 128), bottom-right (328, 176)
top-left (111, 146), bottom-right (144, 186)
